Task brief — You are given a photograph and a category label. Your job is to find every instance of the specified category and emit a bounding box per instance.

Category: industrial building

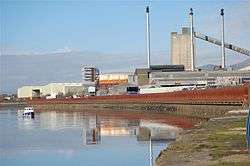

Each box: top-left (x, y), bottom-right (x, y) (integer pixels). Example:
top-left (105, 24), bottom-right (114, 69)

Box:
top-left (99, 73), bottom-right (135, 87)
top-left (134, 65), bottom-right (250, 88)
top-left (239, 66), bottom-right (250, 71)
top-left (139, 7), bottom-right (249, 92)
top-left (81, 66), bottom-right (99, 84)
top-left (134, 65), bottom-right (185, 86)
top-left (134, 68), bottom-right (150, 86)
top-left (150, 70), bottom-right (250, 87)
top-left (96, 73), bottom-right (136, 96)
top-left (99, 73), bottom-right (128, 86)
top-left (171, 27), bottom-right (193, 71)
top-left (18, 83), bottom-right (84, 99)
top-left (150, 65), bottom-right (185, 72)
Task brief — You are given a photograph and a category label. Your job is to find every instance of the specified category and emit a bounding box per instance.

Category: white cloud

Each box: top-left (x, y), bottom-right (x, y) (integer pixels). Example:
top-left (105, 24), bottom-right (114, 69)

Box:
top-left (52, 46), bottom-right (72, 54)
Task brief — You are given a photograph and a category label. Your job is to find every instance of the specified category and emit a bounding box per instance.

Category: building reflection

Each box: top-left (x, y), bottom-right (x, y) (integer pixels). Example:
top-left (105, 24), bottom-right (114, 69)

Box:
top-left (81, 115), bottom-right (181, 145)
top-left (137, 121), bottom-right (181, 142)
top-left (100, 118), bottom-right (139, 137)
top-left (101, 127), bottom-right (137, 136)
top-left (39, 111), bottom-right (86, 130)
top-left (82, 115), bottom-right (101, 145)
top-left (23, 111), bottom-right (182, 145)
top-left (17, 116), bottom-right (35, 130)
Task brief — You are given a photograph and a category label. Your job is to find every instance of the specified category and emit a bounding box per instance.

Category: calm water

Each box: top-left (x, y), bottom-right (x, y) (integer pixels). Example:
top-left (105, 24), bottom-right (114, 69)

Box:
top-left (0, 106), bottom-right (186, 166)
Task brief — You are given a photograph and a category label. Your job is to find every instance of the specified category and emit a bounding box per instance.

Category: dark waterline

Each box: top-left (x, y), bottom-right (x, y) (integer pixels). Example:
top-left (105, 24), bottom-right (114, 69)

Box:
top-left (0, 107), bottom-right (195, 166)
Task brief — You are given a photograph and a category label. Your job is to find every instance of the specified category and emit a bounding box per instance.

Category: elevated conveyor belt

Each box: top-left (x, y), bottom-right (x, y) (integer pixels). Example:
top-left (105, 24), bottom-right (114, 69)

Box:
top-left (194, 32), bottom-right (250, 56)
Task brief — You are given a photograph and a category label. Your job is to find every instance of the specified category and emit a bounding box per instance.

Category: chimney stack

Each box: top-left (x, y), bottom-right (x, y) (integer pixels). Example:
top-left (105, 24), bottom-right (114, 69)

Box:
top-left (146, 6), bottom-right (151, 68)
top-left (220, 8), bottom-right (225, 69)
top-left (189, 8), bottom-right (195, 71)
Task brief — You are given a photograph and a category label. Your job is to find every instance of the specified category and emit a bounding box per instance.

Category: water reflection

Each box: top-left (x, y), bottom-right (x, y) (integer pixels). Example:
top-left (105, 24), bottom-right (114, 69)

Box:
top-left (83, 115), bottom-right (101, 145)
top-left (17, 116), bottom-right (35, 130)
top-left (19, 111), bottom-right (183, 145)
top-left (1, 108), bottom-right (201, 166)
top-left (137, 122), bottom-right (179, 142)
top-left (39, 111), bottom-right (86, 130)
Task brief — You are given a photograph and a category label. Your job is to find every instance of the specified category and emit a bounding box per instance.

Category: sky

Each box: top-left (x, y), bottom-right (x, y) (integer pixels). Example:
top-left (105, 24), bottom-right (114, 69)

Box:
top-left (0, 0), bottom-right (250, 93)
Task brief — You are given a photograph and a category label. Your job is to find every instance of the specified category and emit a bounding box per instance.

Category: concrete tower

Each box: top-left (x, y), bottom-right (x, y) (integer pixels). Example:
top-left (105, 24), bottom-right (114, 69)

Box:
top-left (171, 27), bottom-right (193, 71)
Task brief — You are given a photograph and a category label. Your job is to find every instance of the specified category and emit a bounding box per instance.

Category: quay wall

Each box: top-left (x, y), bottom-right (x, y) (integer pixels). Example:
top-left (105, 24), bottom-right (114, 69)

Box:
top-left (29, 84), bottom-right (249, 118)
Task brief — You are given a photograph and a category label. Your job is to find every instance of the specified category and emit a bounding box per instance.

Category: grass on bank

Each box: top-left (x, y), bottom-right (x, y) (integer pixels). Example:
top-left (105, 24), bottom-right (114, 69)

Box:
top-left (156, 116), bottom-right (250, 166)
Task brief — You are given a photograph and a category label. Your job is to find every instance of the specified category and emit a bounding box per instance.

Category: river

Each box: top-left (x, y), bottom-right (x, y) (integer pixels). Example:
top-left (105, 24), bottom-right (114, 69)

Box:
top-left (0, 106), bottom-right (197, 166)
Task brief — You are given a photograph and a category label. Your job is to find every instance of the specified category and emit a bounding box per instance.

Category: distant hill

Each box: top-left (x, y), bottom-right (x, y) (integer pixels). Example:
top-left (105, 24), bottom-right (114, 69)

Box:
top-left (231, 58), bottom-right (250, 70)
top-left (198, 64), bottom-right (218, 71)
top-left (0, 51), bottom-right (147, 93)
top-left (1, 51), bottom-right (249, 93)
top-left (198, 58), bottom-right (250, 71)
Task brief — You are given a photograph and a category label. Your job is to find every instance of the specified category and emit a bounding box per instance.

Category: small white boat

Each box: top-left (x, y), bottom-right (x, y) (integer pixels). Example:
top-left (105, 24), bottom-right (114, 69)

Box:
top-left (17, 107), bottom-right (35, 118)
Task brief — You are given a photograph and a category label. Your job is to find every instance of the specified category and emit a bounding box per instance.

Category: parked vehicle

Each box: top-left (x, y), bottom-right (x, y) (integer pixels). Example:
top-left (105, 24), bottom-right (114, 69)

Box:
top-left (46, 93), bottom-right (57, 99)
top-left (88, 86), bottom-right (96, 96)
top-left (127, 86), bottom-right (139, 95)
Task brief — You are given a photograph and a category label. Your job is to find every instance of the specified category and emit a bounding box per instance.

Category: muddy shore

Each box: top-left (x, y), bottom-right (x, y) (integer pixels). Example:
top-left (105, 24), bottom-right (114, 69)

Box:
top-left (33, 103), bottom-right (244, 119)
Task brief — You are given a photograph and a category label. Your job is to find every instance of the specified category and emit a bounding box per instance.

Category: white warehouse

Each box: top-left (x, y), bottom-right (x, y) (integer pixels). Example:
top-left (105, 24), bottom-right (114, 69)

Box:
top-left (17, 83), bottom-right (84, 98)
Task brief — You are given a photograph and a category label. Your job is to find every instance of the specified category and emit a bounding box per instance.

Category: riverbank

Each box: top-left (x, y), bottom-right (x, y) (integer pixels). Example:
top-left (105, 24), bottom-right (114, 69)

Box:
top-left (33, 103), bottom-right (244, 119)
top-left (156, 115), bottom-right (250, 166)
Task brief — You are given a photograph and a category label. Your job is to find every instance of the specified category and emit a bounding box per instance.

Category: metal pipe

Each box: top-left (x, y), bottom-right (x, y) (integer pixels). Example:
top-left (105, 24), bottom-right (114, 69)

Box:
top-left (146, 6), bottom-right (151, 68)
top-left (190, 8), bottom-right (195, 71)
top-left (221, 9), bottom-right (225, 69)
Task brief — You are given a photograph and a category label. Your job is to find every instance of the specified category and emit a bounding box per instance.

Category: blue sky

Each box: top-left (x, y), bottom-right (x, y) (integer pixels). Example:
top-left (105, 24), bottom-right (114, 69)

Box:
top-left (1, 1), bottom-right (249, 56)
top-left (1, 1), bottom-right (250, 93)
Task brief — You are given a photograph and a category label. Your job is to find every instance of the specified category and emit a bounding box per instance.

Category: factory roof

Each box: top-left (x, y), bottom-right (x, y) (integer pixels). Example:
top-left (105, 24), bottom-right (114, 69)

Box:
top-left (150, 65), bottom-right (185, 71)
